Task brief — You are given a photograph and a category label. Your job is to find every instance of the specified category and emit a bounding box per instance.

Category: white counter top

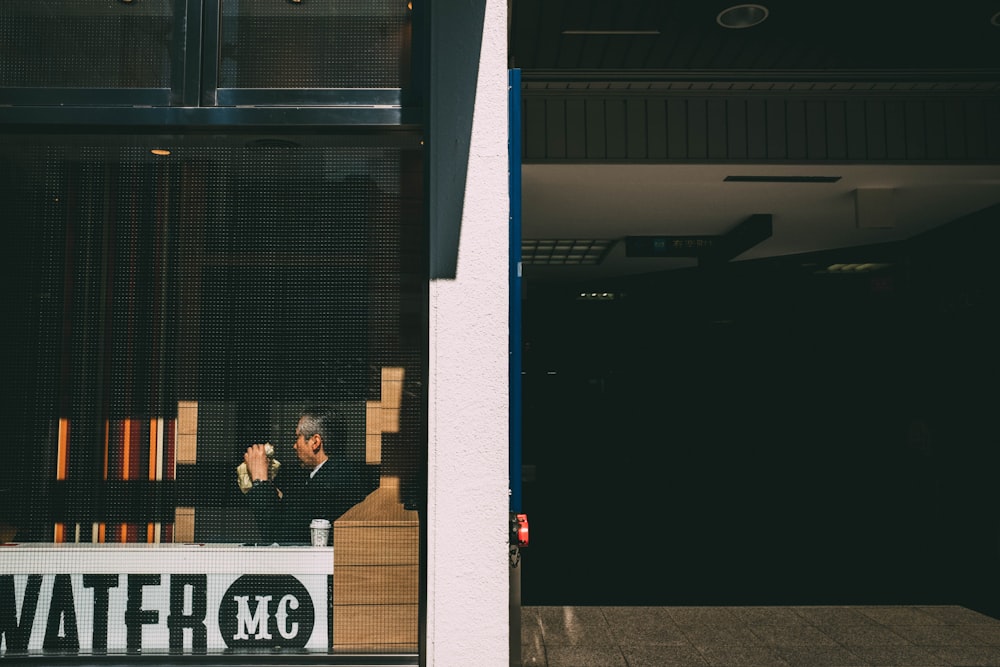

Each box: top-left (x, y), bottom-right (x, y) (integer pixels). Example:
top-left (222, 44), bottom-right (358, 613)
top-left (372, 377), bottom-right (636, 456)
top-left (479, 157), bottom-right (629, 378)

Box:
top-left (0, 542), bottom-right (333, 574)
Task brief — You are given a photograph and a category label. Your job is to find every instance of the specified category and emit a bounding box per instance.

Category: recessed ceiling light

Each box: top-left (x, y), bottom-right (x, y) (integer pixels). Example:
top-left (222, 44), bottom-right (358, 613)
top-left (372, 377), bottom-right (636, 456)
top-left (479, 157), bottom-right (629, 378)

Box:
top-left (716, 4), bottom-right (769, 29)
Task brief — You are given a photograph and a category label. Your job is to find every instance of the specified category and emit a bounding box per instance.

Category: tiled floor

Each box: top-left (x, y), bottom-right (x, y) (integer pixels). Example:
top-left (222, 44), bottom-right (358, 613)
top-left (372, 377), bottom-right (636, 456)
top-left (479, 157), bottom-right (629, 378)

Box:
top-left (520, 605), bottom-right (1000, 666)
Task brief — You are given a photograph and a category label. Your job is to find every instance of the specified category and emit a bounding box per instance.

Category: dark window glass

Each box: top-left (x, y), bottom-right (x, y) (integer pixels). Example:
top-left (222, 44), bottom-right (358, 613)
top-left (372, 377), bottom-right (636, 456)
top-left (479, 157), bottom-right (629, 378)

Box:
top-left (0, 136), bottom-right (424, 656)
top-left (220, 0), bottom-right (412, 89)
top-left (0, 0), bottom-right (174, 88)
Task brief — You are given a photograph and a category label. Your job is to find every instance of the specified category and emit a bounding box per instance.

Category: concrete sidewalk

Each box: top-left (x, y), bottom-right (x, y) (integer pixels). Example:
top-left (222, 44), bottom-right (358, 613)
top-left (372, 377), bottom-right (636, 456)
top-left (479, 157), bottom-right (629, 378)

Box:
top-left (520, 604), bottom-right (1000, 666)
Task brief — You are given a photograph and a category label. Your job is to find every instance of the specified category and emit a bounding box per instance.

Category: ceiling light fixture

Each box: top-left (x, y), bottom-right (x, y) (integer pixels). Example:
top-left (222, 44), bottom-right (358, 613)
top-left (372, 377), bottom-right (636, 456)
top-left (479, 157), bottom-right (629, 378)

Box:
top-left (716, 4), bottom-right (769, 29)
top-left (521, 239), bottom-right (615, 266)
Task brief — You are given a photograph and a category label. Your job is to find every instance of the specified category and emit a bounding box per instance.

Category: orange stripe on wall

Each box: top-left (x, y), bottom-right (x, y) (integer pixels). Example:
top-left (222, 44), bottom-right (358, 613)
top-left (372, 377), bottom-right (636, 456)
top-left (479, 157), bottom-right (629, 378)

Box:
top-left (123, 418), bottom-right (131, 481)
top-left (149, 418), bottom-right (158, 480)
top-left (57, 418), bottom-right (69, 480)
top-left (148, 419), bottom-right (157, 542)
top-left (54, 418), bottom-right (70, 543)
top-left (99, 420), bottom-right (109, 542)
top-left (121, 419), bottom-right (131, 543)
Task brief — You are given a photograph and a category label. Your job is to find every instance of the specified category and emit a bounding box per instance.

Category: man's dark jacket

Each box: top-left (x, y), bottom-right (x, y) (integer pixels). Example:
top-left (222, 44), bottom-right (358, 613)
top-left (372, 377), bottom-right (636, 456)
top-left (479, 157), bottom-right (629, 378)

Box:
top-left (246, 457), bottom-right (377, 544)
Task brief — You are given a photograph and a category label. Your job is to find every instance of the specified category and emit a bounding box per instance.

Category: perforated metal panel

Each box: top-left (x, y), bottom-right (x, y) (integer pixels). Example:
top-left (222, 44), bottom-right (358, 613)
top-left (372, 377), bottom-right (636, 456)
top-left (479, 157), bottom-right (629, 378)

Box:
top-left (0, 0), bottom-right (174, 88)
top-left (220, 0), bottom-right (411, 89)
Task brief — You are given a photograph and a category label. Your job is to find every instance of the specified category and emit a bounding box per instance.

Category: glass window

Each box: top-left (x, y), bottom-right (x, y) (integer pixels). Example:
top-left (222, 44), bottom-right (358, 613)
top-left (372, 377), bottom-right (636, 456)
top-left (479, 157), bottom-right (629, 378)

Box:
top-left (0, 0), bottom-right (174, 89)
top-left (219, 0), bottom-right (413, 89)
top-left (0, 136), bottom-right (425, 657)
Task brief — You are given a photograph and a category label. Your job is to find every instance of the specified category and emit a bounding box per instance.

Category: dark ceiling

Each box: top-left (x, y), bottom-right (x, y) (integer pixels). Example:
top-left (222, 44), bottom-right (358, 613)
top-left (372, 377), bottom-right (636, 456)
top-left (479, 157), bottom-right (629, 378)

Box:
top-left (509, 1), bottom-right (1000, 285)
top-left (510, 0), bottom-right (1000, 73)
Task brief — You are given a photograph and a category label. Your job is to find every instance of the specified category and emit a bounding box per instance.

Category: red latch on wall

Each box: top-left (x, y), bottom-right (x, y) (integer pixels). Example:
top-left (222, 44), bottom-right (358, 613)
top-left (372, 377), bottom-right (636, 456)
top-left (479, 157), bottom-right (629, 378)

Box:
top-left (513, 513), bottom-right (529, 547)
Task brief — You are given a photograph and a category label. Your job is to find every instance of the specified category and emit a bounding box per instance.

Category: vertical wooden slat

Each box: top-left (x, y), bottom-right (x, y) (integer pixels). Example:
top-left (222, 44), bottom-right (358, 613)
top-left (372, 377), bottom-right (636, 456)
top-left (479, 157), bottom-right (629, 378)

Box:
top-left (626, 98), bottom-right (647, 159)
top-left (904, 100), bottom-right (926, 159)
top-left (765, 100), bottom-right (786, 158)
top-left (865, 101), bottom-right (887, 160)
top-left (964, 100), bottom-right (987, 160)
top-left (687, 99), bottom-right (707, 159)
top-left (524, 98), bottom-right (547, 160)
top-left (845, 100), bottom-right (867, 159)
top-left (726, 99), bottom-right (747, 159)
top-left (987, 100), bottom-right (1000, 159)
top-left (826, 101), bottom-right (847, 159)
top-left (667, 99), bottom-right (687, 159)
top-left (585, 99), bottom-right (607, 158)
top-left (605, 99), bottom-right (628, 159)
top-left (746, 99), bottom-right (767, 159)
top-left (944, 99), bottom-right (967, 159)
top-left (565, 99), bottom-right (587, 159)
top-left (706, 99), bottom-right (727, 159)
top-left (647, 99), bottom-right (667, 159)
top-left (925, 101), bottom-right (947, 159)
top-left (805, 101), bottom-right (826, 159)
top-left (545, 98), bottom-right (567, 159)
top-left (785, 100), bottom-right (807, 159)
top-left (885, 101), bottom-right (907, 160)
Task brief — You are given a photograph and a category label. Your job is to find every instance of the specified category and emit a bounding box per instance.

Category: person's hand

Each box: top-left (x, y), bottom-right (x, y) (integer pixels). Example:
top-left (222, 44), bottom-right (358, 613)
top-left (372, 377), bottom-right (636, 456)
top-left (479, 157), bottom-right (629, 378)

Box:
top-left (244, 444), bottom-right (271, 482)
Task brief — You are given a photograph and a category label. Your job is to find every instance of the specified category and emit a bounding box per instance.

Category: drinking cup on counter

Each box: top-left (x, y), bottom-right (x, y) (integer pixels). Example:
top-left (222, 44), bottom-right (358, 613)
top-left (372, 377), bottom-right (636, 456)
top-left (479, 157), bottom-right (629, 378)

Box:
top-left (309, 518), bottom-right (331, 546)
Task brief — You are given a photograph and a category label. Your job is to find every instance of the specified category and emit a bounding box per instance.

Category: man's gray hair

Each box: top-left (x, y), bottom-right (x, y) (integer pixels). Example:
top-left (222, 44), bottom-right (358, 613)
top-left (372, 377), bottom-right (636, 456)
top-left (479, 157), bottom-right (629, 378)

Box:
top-left (298, 407), bottom-right (338, 452)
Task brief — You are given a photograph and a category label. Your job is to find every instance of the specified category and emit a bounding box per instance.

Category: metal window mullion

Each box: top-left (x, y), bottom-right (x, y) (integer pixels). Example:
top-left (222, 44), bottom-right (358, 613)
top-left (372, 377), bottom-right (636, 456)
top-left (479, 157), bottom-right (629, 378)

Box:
top-left (171, 0), bottom-right (205, 106)
top-left (200, 0), bottom-right (222, 106)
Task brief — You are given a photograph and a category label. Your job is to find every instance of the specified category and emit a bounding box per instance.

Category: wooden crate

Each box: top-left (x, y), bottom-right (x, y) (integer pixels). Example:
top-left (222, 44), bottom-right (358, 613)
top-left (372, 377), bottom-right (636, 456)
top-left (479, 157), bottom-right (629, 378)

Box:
top-left (333, 479), bottom-right (419, 651)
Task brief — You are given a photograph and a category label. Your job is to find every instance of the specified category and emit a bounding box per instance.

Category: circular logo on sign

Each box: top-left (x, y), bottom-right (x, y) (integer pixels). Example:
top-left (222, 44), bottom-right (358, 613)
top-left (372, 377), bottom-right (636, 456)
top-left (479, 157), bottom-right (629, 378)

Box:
top-left (219, 575), bottom-right (315, 649)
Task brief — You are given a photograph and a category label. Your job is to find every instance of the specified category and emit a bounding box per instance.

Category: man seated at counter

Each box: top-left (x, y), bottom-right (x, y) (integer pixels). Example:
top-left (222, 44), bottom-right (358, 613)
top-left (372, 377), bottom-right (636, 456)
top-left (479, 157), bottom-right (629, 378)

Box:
top-left (242, 407), bottom-right (378, 544)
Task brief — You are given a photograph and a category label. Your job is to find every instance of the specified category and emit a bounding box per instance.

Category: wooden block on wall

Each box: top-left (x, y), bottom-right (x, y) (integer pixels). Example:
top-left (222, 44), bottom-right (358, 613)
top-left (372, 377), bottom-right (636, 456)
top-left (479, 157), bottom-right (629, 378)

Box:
top-left (332, 603), bottom-right (418, 651)
top-left (174, 507), bottom-right (195, 543)
top-left (333, 565), bottom-right (419, 605)
top-left (332, 483), bottom-right (419, 652)
top-left (176, 401), bottom-right (198, 464)
top-left (333, 526), bottom-right (419, 566)
top-left (177, 401), bottom-right (198, 434)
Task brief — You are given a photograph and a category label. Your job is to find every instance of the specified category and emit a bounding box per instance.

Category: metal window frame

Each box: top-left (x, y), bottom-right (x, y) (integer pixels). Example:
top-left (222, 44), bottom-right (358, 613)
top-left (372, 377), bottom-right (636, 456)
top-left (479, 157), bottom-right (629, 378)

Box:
top-left (0, 0), bottom-right (419, 124)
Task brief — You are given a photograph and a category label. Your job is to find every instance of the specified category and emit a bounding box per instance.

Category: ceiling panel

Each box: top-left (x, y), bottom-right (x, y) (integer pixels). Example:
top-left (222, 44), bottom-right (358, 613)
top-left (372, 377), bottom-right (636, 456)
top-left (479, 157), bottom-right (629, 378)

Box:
top-left (511, 0), bottom-right (1000, 72)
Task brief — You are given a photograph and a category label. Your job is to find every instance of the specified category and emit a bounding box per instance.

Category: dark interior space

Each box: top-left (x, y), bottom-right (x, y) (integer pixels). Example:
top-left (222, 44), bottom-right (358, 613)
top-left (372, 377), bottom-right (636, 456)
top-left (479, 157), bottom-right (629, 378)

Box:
top-left (518, 204), bottom-right (1000, 618)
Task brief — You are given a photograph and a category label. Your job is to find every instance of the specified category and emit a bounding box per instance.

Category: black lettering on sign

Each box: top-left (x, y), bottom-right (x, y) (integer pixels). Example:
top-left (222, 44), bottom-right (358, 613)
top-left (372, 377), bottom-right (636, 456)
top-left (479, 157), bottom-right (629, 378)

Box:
top-left (125, 575), bottom-right (160, 654)
top-left (218, 576), bottom-right (314, 650)
top-left (82, 575), bottom-right (118, 653)
top-left (168, 575), bottom-right (207, 654)
top-left (0, 574), bottom-right (41, 653)
top-left (43, 574), bottom-right (79, 653)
